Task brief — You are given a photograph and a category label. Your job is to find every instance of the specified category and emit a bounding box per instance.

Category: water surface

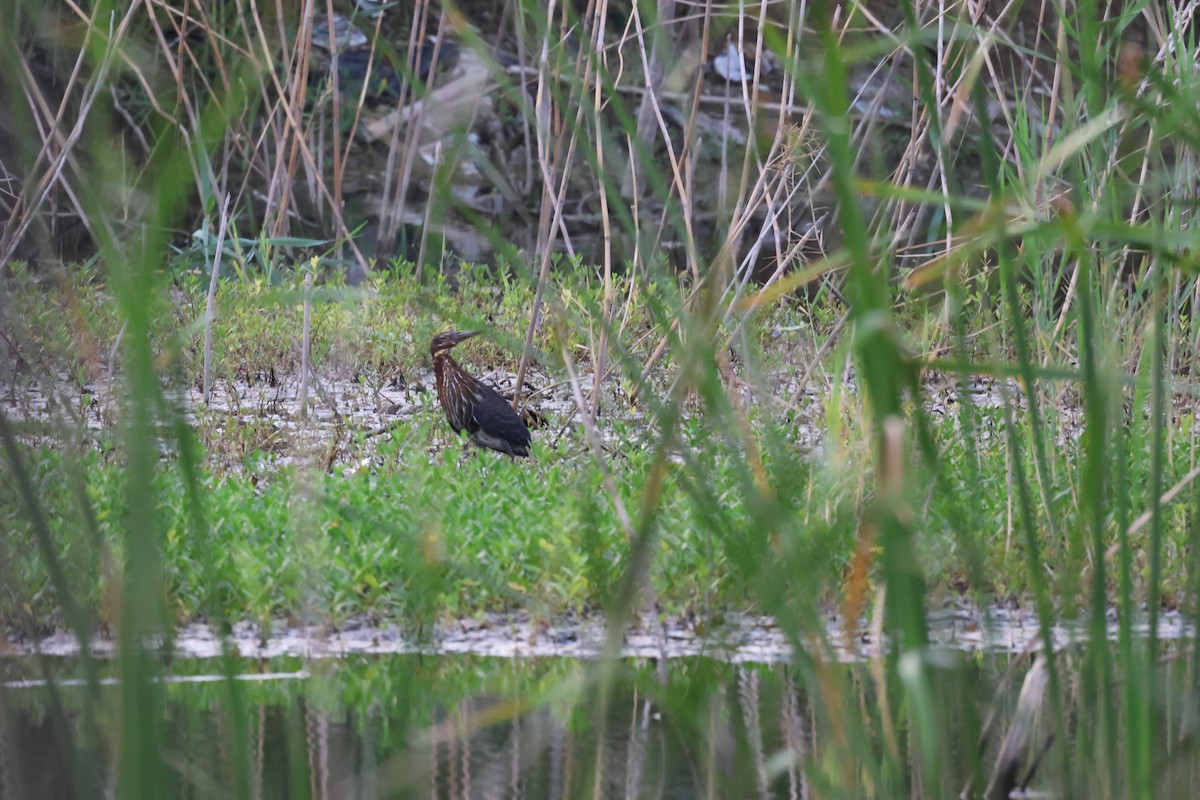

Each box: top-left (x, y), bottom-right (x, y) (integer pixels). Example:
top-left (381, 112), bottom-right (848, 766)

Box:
top-left (4, 638), bottom-right (1199, 799)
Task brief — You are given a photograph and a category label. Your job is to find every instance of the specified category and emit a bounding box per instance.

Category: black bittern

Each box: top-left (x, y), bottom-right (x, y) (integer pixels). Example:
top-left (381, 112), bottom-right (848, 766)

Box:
top-left (430, 330), bottom-right (532, 457)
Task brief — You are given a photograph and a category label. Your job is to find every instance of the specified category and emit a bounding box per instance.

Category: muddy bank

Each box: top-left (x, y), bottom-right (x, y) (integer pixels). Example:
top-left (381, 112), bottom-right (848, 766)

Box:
top-left (2, 351), bottom-right (1106, 469)
top-left (3, 357), bottom-right (832, 465)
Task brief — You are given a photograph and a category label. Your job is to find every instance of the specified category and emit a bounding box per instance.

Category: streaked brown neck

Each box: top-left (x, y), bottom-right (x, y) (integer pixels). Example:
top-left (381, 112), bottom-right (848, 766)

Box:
top-left (433, 350), bottom-right (458, 388)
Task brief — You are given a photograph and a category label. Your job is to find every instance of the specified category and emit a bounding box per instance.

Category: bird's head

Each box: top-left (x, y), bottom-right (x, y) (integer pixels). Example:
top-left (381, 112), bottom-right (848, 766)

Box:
top-left (429, 329), bottom-right (479, 357)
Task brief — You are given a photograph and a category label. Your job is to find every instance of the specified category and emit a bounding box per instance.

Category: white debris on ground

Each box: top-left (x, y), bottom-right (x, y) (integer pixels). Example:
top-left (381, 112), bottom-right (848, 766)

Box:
top-left (5, 604), bottom-right (1192, 666)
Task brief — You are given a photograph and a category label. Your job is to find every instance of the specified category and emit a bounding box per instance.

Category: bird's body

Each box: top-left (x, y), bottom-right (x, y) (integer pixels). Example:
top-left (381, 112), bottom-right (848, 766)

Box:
top-left (430, 330), bottom-right (532, 457)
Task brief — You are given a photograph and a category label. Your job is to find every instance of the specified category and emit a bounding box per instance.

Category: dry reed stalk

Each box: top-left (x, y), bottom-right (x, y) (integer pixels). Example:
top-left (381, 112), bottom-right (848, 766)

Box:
top-left (107, 322), bottom-right (126, 387)
top-left (513, 0), bottom-right (596, 407)
top-left (141, 0), bottom-right (223, 205)
top-left (300, 270), bottom-right (313, 419)
top-left (723, 3), bottom-right (812, 306)
top-left (336, 13), bottom-right (388, 176)
top-left (627, 0), bottom-right (700, 275)
top-left (693, 0), bottom-right (784, 294)
top-left (511, 2), bottom-right (535, 196)
top-left (503, 61), bottom-right (887, 119)
top-left (0, 4), bottom-right (139, 264)
top-left (629, 122), bottom-right (798, 401)
top-left (719, 174), bottom-right (798, 317)
top-left (321, 0), bottom-right (345, 266)
top-left (555, 319), bottom-right (635, 539)
top-left (985, 655), bottom-right (1051, 799)
top-left (590, 0), bottom-right (613, 419)
top-left (676, 0), bottom-right (715, 245)
top-left (414, 141), bottom-right (442, 279)
top-left (244, 0), bottom-right (371, 276)
top-left (378, 0), bottom-right (435, 249)
top-left (263, 0), bottom-right (314, 239)
top-left (202, 194), bottom-right (232, 405)
top-left (637, 0), bottom-right (814, 395)
top-left (529, 0), bottom-right (564, 267)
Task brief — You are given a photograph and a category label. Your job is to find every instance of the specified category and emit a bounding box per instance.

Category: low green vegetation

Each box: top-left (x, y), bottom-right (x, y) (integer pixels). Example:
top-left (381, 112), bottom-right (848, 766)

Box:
top-left (3, 262), bottom-right (1198, 634)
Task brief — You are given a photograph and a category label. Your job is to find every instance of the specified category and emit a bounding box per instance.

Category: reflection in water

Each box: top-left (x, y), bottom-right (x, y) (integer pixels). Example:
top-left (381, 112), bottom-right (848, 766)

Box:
top-left (0, 650), bottom-right (1197, 799)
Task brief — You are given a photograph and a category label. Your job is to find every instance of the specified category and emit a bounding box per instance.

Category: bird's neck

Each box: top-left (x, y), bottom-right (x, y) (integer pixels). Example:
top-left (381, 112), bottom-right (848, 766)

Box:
top-left (433, 351), bottom-right (456, 381)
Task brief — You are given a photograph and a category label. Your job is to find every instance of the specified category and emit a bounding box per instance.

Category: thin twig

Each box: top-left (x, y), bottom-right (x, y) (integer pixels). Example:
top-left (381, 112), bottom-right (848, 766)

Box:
top-left (415, 141), bottom-right (443, 280)
top-left (202, 194), bottom-right (231, 405)
top-left (558, 325), bottom-right (635, 539)
top-left (590, 0), bottom-right (613, 420)
top-left (1104, 463), bottom-right (1200, 563)
top-left (300, 271), bottom-right (313, 419)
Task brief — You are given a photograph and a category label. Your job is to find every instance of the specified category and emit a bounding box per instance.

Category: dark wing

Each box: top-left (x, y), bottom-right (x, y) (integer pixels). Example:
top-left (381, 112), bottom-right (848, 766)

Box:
top-left (469, 383), bottom-right (532, 456)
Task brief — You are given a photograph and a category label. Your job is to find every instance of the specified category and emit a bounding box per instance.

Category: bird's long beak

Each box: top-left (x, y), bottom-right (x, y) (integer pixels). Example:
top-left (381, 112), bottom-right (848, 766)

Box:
top-left (452, 330), bottom-right (480, 344)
